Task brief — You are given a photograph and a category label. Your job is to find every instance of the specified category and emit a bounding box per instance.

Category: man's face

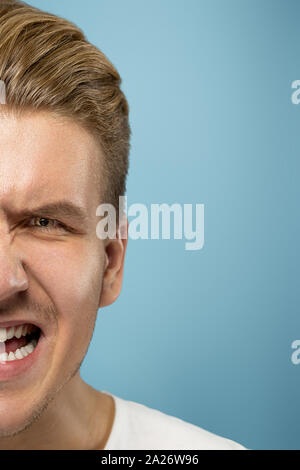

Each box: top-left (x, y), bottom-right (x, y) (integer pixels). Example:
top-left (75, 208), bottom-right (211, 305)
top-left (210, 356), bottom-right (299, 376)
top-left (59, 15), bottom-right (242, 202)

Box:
top-left (0, 111), bottom-right (107, 435)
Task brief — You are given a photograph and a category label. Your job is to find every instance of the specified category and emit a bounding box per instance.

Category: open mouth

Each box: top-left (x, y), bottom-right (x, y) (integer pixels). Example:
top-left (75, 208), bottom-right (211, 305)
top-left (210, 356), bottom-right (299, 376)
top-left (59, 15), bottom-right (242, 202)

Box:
top-left (0, 324), bottom-right (41, 362)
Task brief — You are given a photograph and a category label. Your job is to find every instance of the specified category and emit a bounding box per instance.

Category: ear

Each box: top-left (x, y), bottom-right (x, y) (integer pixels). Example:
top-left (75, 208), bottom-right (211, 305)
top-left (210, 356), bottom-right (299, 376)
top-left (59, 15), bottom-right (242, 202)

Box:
top-left (99, 216), bottom-right (128, 308)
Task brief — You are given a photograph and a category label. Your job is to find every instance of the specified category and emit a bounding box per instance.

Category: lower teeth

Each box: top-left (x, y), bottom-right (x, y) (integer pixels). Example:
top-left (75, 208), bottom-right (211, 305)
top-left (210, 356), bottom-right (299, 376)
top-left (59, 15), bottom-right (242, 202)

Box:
top-left (0, 339), bottom-right (38, 362)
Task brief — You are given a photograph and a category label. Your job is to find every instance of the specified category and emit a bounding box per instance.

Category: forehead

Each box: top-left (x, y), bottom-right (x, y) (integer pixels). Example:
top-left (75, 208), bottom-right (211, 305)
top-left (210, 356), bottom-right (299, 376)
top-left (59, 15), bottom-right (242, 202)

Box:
top-left (0, 111), bottom-right (101, 211)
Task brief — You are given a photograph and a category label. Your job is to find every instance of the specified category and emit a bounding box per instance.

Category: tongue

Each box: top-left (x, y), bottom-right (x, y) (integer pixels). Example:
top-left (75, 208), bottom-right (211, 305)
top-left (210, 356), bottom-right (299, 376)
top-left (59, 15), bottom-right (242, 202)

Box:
top-left (4, 337), bottom-right (28, 354)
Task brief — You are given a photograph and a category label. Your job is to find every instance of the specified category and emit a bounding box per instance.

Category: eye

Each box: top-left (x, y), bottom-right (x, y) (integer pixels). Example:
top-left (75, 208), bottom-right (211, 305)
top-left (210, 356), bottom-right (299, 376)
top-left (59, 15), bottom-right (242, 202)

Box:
top-left (26, 217), bottom-right (68, 232)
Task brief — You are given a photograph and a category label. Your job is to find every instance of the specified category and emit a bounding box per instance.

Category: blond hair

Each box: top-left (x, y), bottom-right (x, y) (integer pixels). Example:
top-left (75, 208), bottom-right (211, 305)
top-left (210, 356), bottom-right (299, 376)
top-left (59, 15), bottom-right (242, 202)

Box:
top-left (0, 0), bottom-right (131, 215)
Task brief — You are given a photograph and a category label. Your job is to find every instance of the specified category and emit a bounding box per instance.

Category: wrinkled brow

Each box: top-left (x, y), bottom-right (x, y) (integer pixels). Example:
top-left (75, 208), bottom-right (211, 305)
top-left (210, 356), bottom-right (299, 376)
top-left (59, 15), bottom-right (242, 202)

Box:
top-left (7, 201), bottom-right (89, 225)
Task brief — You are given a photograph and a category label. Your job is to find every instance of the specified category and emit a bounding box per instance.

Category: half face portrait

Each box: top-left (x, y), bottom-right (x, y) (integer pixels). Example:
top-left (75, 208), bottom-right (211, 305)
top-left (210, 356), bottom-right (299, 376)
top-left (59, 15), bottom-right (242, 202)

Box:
top-left (0, 0), bottom-right (247, 451)
top-left (0, 0), bottom-right (129, 448)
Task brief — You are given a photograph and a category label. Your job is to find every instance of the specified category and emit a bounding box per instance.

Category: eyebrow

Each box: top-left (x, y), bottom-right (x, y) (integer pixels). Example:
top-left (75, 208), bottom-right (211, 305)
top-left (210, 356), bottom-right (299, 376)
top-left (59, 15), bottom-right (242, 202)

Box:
top-left (11, 201), bottom-right (89, 226)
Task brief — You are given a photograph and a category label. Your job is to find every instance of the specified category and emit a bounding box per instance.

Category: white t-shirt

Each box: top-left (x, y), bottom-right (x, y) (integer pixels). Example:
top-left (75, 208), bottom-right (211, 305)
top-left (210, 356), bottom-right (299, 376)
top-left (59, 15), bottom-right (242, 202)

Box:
top-left (102, 391), bottom-right (247, 450)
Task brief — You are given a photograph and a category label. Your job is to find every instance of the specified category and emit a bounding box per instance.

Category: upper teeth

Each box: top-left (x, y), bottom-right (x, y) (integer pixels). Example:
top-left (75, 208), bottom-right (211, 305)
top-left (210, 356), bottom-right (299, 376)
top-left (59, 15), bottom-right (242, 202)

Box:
top-left (0, 324), bottom-right (36, 343)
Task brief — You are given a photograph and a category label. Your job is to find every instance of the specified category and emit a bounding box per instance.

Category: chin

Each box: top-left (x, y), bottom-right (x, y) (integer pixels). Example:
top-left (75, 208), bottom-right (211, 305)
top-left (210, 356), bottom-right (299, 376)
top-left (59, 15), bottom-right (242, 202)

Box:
top-left (0, 413), bottom-right (33, 438)
top-left (0, 392), bottom-right (52, 439)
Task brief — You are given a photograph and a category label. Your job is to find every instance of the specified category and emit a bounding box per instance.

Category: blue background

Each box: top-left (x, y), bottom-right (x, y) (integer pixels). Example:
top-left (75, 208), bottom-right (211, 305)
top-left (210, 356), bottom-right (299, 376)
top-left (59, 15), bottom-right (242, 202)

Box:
top-left (29, 0), bottom-right (300, 450)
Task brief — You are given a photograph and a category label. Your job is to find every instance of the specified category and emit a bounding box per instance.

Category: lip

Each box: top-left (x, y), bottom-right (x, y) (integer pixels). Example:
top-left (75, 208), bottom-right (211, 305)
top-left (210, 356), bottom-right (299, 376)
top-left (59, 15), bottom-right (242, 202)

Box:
top-left (0, 326), bottom-right (43, 382)
top-left (0, 320), bottom-right (43, 330)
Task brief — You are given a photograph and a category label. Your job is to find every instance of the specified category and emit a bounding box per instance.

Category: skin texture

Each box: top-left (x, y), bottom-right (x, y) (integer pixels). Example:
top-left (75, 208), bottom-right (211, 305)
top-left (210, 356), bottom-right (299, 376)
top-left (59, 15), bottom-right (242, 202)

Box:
top-left (0, 111), bottom-right (128, 449)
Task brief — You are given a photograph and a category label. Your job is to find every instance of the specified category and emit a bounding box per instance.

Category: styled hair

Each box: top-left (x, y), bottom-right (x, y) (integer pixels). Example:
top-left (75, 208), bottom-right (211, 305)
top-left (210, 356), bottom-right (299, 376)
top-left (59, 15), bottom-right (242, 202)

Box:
top-left (0, 0), bottom-right (131, 216)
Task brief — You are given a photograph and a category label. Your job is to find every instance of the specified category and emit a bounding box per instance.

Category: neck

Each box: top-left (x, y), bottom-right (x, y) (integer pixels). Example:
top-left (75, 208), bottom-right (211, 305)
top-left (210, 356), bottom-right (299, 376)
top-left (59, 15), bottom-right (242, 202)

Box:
top-left (0, 373), bottom-right (114, 450)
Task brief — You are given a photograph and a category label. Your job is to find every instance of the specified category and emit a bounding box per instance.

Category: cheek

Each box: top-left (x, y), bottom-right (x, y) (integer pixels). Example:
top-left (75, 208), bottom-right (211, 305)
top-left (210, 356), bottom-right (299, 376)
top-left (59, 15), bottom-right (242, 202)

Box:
top-left (23, 238), bottom-right (104, 352)
top-left (32, 240), bottom-right (102, 297)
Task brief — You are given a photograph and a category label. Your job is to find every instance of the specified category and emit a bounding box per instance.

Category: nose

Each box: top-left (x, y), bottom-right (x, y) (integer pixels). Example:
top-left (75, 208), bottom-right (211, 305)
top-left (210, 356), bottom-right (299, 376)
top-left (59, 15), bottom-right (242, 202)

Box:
top-left (0, 238), bottom-right (28, 302)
